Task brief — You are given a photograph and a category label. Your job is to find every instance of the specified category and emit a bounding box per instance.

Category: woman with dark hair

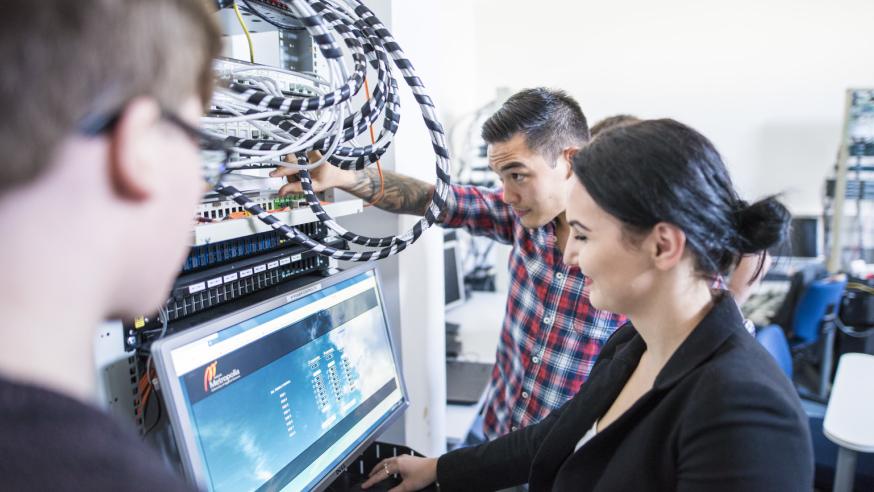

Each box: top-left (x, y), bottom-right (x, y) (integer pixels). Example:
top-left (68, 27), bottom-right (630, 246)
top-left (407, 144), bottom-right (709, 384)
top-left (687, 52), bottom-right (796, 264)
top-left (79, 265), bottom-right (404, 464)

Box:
top-left (362, 119), bottom-right (813, 492)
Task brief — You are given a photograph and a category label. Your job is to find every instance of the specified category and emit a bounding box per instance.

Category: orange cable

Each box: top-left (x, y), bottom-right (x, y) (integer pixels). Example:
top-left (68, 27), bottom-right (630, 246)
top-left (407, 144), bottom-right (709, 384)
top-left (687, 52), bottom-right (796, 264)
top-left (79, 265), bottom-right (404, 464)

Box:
top-left (137, 386), bottom-right (152, 417)
top-left (362, 77), bottom-right (384, 207)
top-left (136, 363), bottom-right (156, 417)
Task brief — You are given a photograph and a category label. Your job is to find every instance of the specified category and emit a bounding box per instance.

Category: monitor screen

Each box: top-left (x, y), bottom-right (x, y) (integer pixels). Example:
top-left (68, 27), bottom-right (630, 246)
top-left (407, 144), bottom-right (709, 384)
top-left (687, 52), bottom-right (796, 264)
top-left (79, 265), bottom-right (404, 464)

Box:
top-left (789, 217), bottom-right (820, 258)
top-left (770, 216), bottom-right (821, 258)
top-left (444, 241), bottom-right (465, 309)
top-left (152, 266), bottom-right (407, 492)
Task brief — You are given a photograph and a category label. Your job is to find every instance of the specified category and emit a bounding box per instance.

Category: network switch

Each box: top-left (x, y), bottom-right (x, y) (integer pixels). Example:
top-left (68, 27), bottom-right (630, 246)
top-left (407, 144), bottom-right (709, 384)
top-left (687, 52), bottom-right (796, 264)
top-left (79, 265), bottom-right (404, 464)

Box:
top-left (184, 222), bottom-right (325, 273)
top-left (197, 191), bottom-right (306, 222)
top-left (126, 238), bottom-right (344, 350)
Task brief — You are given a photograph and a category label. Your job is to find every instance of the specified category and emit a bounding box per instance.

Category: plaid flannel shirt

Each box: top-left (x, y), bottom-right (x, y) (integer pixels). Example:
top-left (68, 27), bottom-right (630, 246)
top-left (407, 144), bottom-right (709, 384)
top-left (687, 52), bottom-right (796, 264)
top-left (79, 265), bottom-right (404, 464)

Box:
top-left (443, 185), bottom-right (627, 438)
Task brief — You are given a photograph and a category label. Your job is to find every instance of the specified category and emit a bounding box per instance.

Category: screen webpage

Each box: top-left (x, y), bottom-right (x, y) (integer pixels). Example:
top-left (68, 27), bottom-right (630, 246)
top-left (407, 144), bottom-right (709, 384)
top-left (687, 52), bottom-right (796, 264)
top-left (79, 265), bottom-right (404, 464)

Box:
top-left (170, 272), bottom-right (404, 492)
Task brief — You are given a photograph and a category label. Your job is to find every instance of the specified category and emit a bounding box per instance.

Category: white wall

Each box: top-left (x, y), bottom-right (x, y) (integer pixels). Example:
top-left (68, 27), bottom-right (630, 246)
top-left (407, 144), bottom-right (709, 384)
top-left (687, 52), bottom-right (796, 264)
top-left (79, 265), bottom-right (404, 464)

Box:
top-left (389, 0), bottom-right (449, 458)
top-left (437, 1), bottom-right (480, 133)
top-left (438, 0), bottom-right (874, 215)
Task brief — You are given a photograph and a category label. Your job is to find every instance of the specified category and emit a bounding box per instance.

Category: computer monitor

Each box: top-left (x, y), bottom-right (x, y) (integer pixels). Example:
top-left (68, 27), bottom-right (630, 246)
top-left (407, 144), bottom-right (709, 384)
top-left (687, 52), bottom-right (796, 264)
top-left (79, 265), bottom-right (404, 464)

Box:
top-left (770, 215), bottom-right (822, 259)
top-left (444, 240), bottom-right (466, 310)
top-left (151, 265), bottom-right (408, 492)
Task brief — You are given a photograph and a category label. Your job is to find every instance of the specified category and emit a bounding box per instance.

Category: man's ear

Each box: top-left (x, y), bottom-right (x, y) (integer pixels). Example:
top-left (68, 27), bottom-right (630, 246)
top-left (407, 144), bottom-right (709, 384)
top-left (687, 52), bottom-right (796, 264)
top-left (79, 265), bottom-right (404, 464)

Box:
top-left (648, 222), bottom-right (686, 270)
top-left (561, 147), bottom-right (579, 179)
top-left (108, 97), bottom-right (161, 201)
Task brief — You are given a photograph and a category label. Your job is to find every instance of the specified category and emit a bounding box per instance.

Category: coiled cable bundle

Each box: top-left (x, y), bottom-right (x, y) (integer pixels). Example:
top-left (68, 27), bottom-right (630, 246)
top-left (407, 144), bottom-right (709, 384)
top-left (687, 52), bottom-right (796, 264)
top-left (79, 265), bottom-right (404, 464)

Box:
top-left (211, 0), bottom-right (450, 261)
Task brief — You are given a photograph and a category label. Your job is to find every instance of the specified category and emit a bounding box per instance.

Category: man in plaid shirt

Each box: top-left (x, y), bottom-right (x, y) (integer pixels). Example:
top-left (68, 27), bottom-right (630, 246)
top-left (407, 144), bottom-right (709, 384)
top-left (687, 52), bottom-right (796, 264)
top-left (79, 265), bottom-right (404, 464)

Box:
top-left (274, 91), bottom-right (760, 440)
top-left (437, 90), bottom-right (629, 437)
top-left (275, 88), bottom-right (623, 440)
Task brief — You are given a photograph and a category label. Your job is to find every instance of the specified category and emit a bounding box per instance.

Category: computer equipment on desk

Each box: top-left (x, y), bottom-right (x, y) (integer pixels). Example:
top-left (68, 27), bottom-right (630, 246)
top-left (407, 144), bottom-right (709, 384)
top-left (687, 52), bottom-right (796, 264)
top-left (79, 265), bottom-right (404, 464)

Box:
top-left (766, 215), bottom-right (824, 280)
top-left (446, 360), bottom-right (493, 405)
top-left (444, 236), bottom-right (470, 360)
top-left (445, 321), bottom-right (462, 359)
top-left (444, 239), bottom-right (466, 311)
top-left (444, 321), bottom-right (460, 337)
top-left (742, 280), bottom-right (792, 327)
top-left (787, 216), bottom-right (822, 259)
top-left (741, 216), bottom-right (825, 325)
top-left (152, 265), bottom-right (425, 492)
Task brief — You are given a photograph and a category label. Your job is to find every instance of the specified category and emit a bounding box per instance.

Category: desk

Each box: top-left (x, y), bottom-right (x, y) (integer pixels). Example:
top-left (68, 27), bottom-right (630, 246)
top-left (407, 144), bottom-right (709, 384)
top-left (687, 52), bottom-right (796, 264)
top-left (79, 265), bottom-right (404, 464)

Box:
top-left (444, 291), bottom-right (505, 443)
top-left (824, 353), bottom-right (874, 491)
top-left (445, 291), bottom-right (506, 363)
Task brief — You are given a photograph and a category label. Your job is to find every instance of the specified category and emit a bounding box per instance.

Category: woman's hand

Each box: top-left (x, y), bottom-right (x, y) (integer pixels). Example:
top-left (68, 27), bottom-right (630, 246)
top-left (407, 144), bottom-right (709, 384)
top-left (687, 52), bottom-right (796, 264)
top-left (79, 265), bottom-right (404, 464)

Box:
top-left (361, 455), bottom-right (438, 492)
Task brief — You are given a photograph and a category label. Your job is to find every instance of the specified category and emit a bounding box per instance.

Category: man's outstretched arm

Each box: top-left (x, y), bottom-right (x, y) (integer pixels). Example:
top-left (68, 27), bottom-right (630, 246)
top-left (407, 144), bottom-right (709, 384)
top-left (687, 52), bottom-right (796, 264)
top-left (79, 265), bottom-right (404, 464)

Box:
top-left (272, 152), bottom-right (449, 217)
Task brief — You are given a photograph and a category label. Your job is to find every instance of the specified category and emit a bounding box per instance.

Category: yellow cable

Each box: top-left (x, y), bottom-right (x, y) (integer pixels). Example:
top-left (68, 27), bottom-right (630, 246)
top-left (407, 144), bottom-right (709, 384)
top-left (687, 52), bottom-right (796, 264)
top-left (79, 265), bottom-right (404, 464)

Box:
top-left (233, 2), bottom-right (255, 63)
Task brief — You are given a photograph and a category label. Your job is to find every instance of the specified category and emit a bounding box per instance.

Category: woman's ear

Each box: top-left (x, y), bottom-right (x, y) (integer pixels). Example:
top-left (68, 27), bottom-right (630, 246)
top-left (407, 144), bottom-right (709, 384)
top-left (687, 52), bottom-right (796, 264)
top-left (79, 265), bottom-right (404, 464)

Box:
top-left (108, 97), bottom-right (162, 201)
top-left (649, 222), bottom-right (686, 270)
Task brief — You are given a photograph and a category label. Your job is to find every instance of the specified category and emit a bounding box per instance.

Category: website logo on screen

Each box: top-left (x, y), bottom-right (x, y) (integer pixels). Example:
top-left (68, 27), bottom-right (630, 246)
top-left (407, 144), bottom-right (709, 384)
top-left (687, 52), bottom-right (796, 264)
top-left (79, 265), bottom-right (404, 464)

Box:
top-left (203, 361), bottom-right (241, 393)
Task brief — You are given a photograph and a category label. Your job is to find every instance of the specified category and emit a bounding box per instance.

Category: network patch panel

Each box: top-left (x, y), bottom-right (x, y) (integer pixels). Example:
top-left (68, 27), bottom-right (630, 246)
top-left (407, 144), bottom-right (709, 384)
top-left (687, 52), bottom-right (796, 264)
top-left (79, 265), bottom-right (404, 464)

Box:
top-left (209, 57), bottom-right (320, 140)
top-left (827, 178), bottom-right (874, 201)
top-left (192, 198), bottom-right (363, 246)
top-left (172, 239), bottom-right (338, 315)
top-left (202, 57), bottom-right (324, 197)
top-left (197, 191), bottom-right (306, 222)
top-left (183, 221), bottom-right (326, 273)
top-left (205, 118), bottom-right (293, 142)
top-left (212, 57), bottom-right (319, 101)
top-left (168, 249), bottom-right (330, 322)
top-left (126, 239), bottom-right (343, 350)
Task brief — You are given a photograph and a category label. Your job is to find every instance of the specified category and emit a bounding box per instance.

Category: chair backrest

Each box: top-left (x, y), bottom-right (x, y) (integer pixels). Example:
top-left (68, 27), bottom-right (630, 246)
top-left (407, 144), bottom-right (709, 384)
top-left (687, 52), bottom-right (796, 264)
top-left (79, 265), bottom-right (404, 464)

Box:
top-left (792, 278), bottom-right (848, 344)
top-left (770, 262), bottom-right (826, 330)
top-left (756, 324), bottom-right (793, 379)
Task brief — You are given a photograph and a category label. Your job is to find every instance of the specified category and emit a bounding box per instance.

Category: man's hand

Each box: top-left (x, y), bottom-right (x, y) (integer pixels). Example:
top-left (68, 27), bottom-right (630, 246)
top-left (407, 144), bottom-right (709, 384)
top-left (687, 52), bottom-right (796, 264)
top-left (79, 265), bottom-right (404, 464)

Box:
top-left (272, 151), bottom-right (442, 216)
top-left (361, 455), bottom-right (438, 492)
top-left (269, 151), bottom-right (357, 196)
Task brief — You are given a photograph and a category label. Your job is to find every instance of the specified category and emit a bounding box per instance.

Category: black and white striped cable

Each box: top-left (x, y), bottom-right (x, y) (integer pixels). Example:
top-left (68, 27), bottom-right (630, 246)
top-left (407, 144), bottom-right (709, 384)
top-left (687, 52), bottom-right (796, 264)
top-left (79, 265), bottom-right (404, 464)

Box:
top-left (211, 0), bottom-right (451, 261)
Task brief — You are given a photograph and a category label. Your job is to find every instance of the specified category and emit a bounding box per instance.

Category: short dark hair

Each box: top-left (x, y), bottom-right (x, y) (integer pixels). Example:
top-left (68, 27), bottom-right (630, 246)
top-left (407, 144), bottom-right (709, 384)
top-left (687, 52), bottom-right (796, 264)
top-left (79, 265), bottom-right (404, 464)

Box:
top-left (573, 119), bottom-right (789, 278)
top-left (481, 88), bottom-right (589, 162)
top-left (0, 0), bottom-right (221, 196)
top-left (590, 114), bottom-right (641, 137)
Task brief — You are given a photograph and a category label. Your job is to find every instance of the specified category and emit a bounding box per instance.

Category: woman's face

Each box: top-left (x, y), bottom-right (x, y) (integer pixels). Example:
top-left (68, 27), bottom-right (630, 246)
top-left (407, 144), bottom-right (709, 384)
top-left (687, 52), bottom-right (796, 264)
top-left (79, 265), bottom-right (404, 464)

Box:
top-left (563, 179), bottom-right (656, 315)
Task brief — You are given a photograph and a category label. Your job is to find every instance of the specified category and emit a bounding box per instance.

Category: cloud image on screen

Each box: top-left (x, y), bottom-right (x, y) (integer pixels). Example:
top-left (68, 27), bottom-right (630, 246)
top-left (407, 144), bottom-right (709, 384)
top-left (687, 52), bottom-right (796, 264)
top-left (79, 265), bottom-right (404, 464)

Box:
top-left (192, 378), bottom-right (301, 492)
top-left (328, 308), bottom-right (396, 399)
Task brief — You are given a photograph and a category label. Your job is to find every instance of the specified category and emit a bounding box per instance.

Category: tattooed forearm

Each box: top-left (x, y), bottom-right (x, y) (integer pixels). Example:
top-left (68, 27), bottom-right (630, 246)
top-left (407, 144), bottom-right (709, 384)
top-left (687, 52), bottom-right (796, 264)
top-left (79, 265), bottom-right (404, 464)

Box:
top-left (342, 167), bottom-right (452, 218)
top-left (342, 166), bottom-right (385, 204)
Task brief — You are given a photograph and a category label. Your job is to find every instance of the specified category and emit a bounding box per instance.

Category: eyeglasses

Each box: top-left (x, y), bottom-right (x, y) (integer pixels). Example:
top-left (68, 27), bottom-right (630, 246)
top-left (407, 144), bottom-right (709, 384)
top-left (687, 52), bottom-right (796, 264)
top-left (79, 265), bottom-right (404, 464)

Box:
top-left (161, 112), bottom-right (232, 188)
top-left (78, 108), bottom-right (232, 188)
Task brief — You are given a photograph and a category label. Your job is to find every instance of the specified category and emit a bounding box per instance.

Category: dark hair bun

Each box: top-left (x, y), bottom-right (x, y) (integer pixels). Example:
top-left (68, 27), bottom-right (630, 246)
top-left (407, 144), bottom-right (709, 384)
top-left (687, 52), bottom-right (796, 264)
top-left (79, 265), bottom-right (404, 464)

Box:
top-left (735, 196), bottom-right (790, 254)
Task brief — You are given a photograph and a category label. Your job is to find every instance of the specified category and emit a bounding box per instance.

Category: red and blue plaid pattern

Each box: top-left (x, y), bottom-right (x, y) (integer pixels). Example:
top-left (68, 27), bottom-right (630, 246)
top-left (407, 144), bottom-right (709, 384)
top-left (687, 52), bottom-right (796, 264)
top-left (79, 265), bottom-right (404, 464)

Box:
top-left (443, 185), bottom-right (627, 438)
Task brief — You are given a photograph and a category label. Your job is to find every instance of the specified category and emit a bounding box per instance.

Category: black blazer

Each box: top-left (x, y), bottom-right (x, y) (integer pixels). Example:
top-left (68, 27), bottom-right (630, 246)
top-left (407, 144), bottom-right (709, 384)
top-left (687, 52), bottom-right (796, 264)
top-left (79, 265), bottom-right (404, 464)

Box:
top-left (437, 294), bottom-right (813, 491)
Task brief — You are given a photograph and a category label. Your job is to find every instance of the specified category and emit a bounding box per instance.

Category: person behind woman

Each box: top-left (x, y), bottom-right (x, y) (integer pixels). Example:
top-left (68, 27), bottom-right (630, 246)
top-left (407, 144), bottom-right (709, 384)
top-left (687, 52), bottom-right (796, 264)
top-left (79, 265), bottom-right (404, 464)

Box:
top-left (362, 119), bottom-right (813, 491)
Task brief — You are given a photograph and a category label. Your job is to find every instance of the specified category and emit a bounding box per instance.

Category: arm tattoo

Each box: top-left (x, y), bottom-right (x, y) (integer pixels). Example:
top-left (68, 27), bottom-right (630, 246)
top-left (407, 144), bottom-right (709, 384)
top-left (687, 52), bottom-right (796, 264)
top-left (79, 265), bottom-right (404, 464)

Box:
top-left (342, 167), bottom-right (452, 219)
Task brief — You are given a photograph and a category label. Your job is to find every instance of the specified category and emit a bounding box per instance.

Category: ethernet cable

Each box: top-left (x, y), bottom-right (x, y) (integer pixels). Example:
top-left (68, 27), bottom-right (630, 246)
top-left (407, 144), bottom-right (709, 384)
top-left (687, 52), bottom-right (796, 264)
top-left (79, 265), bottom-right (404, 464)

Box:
top-left (217, 3), bottom-right (398, 167)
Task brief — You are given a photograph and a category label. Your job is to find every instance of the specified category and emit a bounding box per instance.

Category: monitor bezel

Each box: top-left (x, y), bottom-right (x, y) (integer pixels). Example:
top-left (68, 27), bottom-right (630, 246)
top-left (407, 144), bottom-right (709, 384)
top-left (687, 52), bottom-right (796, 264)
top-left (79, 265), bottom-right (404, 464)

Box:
top-left (151, 264), bottom-right (409, 492)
